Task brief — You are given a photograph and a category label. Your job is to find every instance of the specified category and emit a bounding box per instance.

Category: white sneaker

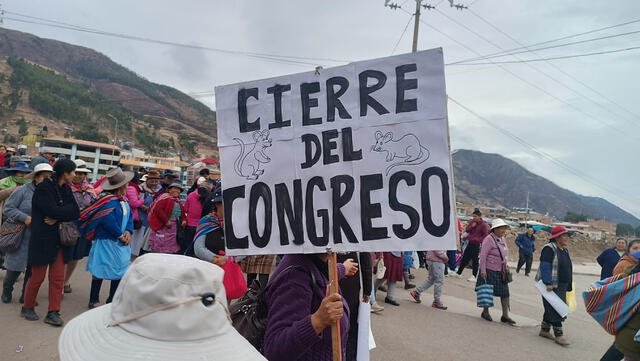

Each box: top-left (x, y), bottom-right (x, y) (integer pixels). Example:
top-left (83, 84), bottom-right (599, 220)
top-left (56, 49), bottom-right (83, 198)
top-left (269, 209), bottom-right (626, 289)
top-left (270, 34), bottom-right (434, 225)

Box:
top-left (467, 276), bottom-right (477, 282)
top-left (371, 302), bottom-right (385, 313)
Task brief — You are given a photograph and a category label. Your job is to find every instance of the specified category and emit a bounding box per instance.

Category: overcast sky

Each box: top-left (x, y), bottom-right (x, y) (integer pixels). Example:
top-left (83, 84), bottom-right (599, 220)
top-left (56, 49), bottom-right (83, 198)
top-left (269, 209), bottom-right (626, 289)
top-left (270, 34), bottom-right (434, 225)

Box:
top-left (3, 0), bottom-right (639, 218)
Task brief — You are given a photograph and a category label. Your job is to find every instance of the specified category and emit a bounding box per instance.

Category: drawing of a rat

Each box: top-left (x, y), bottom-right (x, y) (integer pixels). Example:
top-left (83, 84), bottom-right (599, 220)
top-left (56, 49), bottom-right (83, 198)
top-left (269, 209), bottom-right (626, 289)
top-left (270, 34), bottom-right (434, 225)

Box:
top-left (233, 129), bottom-right (272, 180)
top-left (371, 130), bottom-right (430, 175)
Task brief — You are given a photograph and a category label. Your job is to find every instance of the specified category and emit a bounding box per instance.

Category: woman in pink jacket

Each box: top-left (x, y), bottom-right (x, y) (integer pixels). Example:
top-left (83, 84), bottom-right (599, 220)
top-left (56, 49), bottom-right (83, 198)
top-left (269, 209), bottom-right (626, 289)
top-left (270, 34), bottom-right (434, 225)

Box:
top-left (125, 173), bottom-right (145, 259)
top-left (477, 219), bottom-right (516, 325)
top-left (410, 250), bottom-right (449, 310)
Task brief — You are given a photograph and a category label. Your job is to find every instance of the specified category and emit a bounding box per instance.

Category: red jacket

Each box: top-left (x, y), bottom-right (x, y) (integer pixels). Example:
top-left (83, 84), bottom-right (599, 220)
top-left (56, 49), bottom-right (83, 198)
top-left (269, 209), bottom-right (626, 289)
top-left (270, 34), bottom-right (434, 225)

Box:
top-left (465, 220), bottom-right (489, 245)
top-left (149, 195), bottom-right (185, 232)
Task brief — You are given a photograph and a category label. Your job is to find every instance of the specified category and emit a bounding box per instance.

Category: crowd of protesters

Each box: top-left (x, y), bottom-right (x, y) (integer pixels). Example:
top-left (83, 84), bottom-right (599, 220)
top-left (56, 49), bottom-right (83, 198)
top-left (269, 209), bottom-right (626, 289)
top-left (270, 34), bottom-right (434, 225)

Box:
top-left (0, 149), bottom-right (636, 361)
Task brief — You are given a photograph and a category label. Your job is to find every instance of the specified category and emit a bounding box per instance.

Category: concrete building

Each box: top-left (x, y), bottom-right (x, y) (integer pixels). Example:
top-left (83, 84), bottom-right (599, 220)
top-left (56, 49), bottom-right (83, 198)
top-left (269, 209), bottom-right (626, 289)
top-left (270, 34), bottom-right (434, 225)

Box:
top-left (185, 158), bottom-right (220, 187)
top-left (119, 150), bottom-right (186, 182)
top-left (39, 137), bottom-right (120, 181)
top-left (587, 219), bottom-right (617, 234)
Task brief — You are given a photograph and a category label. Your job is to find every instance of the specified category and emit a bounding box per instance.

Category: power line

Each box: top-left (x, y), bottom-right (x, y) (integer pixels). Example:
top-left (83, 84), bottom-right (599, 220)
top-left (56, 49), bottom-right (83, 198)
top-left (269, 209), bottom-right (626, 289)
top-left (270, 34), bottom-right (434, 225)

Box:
top-left (2, 13), bottom-right (350, 67)
top-left (448, 96), bottom-right (640, 203)
top-left (467, 8), bottom-right (640, 125)
top-left (392, 14), bottom-right (415, 54)
top-left (403, 7), bottom-right (639, 140)
top-left (452, 45), bottom-right (640, 64)
top-left (449, 29), bottom-right (640, 64)
top-left (449, 26), bottom-right (640, 65)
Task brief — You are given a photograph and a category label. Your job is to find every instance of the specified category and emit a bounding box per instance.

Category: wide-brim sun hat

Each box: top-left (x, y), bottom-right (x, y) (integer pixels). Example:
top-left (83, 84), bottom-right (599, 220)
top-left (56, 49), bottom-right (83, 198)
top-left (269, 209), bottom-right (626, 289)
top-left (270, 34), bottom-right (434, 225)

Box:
top-left (168, 182), bottom-right (184, 191)
top-left (490, 218), bottom-right (509, 230)
top-left (549, 226), bottom-right (569, 239)
top-left (6, 161), bottom-right (32, 173)
top-left (73, 159), bottom-right (92, 173)
top-left (102, 168), bottom-right (134, 191)
top-left (59, 254), bottom-right (266, 361)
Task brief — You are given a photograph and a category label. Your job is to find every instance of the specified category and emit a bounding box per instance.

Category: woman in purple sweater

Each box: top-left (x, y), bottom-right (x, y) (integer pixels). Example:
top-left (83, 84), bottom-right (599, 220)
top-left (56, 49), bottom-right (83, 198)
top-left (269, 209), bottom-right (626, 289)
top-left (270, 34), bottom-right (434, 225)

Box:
top-left (477, 219), bottom-right (516, 325)
top-left (264, 254), bottom-right (358, 361)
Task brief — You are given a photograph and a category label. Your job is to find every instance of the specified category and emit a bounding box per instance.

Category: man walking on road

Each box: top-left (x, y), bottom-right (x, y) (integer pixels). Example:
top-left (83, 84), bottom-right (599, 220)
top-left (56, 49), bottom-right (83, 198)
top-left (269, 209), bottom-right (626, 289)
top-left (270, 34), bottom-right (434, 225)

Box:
top-left (456, 209), bottom-right (489, 282)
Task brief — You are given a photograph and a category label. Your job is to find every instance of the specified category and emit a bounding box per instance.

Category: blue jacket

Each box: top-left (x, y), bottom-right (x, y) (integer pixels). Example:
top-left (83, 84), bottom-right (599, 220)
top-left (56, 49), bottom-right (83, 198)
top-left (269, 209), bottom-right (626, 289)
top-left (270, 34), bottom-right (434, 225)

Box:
top-left (597, 248), bottom-right (623, 280)
top-left (93, 199), bottom-right (134, 240)
top-left (515, 233), bottom-right (535, 255)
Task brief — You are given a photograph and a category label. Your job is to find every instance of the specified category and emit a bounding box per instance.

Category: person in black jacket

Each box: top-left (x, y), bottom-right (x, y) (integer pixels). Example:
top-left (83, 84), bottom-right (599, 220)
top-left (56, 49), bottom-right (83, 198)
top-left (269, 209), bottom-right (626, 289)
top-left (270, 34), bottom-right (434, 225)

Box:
top-left (338, 252), bottom-right (372, 361)
top-left (21, 159), bottom-right (80, 327)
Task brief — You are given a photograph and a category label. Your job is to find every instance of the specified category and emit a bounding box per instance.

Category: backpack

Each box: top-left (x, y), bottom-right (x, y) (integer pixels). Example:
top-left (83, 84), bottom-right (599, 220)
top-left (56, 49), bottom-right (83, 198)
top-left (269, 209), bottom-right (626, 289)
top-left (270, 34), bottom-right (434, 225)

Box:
top-left (229, 265), bottom-right (316, 352)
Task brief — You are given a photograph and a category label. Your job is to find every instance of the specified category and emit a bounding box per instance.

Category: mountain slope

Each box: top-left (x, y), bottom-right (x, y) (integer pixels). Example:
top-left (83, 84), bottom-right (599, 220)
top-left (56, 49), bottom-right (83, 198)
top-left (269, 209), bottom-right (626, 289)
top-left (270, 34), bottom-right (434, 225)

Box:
top-left (452, 149), bottom-right (639, 226)
top-left (0, 27), bottom-right (217, 155)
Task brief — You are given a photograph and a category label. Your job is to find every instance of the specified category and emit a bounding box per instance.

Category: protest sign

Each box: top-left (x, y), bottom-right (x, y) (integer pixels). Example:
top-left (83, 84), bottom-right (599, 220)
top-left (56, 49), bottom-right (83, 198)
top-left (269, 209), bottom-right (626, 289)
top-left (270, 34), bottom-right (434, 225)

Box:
top-left (215, 48), bottom-right (455, 256)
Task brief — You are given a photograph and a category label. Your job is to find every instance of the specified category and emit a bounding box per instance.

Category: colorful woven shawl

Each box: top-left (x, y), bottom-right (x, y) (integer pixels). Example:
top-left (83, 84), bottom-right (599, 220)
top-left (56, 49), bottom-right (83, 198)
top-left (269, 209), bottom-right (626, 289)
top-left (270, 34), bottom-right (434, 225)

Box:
top-left (194, 214), bottom-right (222, 242)
top-left (70, 180), bottom-right (95, 196)
top-left (583, 272), bottom-right (640, 335)
top-left (77, 193), bottom-right (124, 241)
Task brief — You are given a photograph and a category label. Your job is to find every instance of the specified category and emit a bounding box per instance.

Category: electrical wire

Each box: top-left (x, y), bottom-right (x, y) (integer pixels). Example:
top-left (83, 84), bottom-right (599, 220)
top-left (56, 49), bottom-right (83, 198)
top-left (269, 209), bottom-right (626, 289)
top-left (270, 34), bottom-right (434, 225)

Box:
top-left (399, 7), bottom-right (639, 141)
top-left (467, 8), bottom-right (640, 125)
top-left (448, 29), bottom-right (640, 64)
top-left (452, 45), bottom-right (640, 64)
top-left (392, 14), bottom-right (415, 54)
top-left (449, 22), bottom-right (640, 64)
top-left (2, 14), bottom-right (350, 67)
top-left (448, 96), bottom-right (640, 203)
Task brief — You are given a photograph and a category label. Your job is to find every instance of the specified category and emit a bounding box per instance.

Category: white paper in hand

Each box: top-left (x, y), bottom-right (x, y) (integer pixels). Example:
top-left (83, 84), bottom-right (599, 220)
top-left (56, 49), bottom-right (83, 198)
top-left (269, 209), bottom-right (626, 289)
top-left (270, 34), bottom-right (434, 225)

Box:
top-left (357, 302), bottom-right (376, 361)
top-left (535, 280), bottom-right (570, 318)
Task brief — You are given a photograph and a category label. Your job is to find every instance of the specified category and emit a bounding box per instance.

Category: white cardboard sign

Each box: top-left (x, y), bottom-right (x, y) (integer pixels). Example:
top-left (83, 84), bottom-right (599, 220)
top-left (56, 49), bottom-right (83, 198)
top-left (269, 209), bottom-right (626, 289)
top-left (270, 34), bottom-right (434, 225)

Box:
top-left (215, 48), bottom-right (456, 256)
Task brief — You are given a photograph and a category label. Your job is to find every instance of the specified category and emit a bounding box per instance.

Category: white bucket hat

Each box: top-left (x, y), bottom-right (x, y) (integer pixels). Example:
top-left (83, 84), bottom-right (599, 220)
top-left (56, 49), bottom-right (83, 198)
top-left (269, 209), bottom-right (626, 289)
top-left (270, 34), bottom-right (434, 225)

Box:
top-left (490, 218), bottom-right (510, 230)
top-left (73, 159), bottom-right (92, 173)
top-left (59, 254), bottom-right (266, 361)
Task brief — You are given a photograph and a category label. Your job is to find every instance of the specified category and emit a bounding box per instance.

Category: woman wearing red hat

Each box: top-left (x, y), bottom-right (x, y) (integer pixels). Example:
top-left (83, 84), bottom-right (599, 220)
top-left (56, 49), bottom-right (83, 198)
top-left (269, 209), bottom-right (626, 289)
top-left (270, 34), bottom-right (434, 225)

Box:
top-left (535, 226), bottom-right (573, 346)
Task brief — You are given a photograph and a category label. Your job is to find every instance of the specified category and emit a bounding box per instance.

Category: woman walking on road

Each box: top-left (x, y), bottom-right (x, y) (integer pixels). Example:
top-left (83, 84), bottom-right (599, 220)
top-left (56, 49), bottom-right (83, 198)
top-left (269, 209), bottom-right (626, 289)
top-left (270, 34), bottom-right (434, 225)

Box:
top-left (410, 250), bottom-right (449, 310)
top-left (536, 226), bottom-right (573, 346)
top-left (21, 159), bottom-right (80, 326)
top-left (374, 252), bottom-right (404, 306)
top-left (515, 227), bottom-right (536, 276)
top-left (183, 181), bottom-right (212, 255)
top-left (1, 164), bottom-right (53, 304)
top-left (81, 168), bottom-right (134, 309)
top-left (456, 209), bottom-right (489, 282)
top-left (63, 159), bottom-right (96, 294)
top-left (478, 219), bottom-right (516, 325)
top-left (130, 170), bottom-right (161, 257)
top-left (597, 238), bottom-right (627, 280)
top-left (148, 183), bottom-right (186, 254)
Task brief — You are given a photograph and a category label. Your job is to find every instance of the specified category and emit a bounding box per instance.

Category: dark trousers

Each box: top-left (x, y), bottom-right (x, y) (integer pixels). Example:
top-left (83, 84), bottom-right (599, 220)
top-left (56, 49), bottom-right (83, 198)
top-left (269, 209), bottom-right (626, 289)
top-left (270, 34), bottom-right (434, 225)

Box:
top-left (516, 253), bottom-right (533, 275)
top-left (2, 268), bottom-right (30, 301)
top-left (180, 226), bottom-right (197, 255)
top-left (89, 278), bottom-right (121, 304)
top-left (456, 243), bottom-right (480, 277)
top-left (417, 251), bottom-right (427, 268)
top-left (447, 250), bottom-right (457, 271)
top-left (600, 344), bottom-right (624, 361)
top-left (542, 283), bottom-right (568, 329)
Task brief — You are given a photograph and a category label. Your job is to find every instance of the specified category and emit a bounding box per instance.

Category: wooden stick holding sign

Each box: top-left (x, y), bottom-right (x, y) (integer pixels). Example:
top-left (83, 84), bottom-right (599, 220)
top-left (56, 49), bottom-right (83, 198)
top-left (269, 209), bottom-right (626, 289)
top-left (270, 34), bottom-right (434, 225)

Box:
top-left (327, 250), bottom-right (343, 361)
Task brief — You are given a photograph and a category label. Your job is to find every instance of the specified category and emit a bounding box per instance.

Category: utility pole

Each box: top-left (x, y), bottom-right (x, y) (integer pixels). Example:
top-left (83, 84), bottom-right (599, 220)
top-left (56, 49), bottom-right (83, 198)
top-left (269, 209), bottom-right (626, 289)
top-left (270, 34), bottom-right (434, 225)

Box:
top-left (107, 113), bottom-right (119, 166)
top-left (0, 1), bottom-right (5, 26)
top-left (385, 0), bottom-right (468, 53)
top-left (411, 0), bottom-right (422, 53)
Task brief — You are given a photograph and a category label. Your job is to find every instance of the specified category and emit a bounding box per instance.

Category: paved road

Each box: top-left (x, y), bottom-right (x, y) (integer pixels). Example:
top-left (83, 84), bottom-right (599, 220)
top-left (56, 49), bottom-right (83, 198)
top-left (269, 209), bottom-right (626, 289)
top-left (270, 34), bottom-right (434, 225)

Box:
top-left (370, 268), bottom-right (611, 361)
top-left (0, 261), bottom-right (612, 361)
